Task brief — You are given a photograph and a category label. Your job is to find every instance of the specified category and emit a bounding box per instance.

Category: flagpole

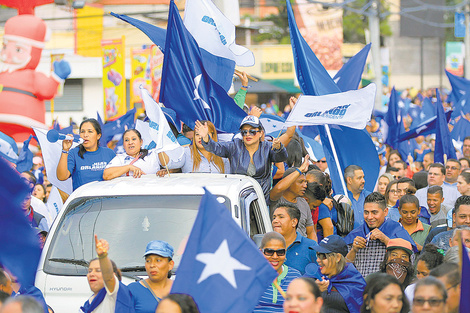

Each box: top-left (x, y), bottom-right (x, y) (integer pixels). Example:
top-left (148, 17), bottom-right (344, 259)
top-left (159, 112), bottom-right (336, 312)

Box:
top-left (324, 124), bottom-right (348, 195)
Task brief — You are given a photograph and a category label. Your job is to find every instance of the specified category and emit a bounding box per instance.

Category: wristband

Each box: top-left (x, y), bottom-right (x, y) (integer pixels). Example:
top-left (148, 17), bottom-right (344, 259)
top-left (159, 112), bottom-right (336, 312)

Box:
top-left (98, 252), bottom-right (108, 259)
top-left (62, 150), bottom-right (69, 154)
top-left (242, 85), bottom-right (248, 88)
top-left (295, 168), bottom-right (302, 175)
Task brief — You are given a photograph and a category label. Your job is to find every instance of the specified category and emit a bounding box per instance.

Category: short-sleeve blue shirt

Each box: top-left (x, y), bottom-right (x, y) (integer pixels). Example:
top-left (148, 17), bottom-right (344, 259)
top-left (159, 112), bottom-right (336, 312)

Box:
top-left (67, 146), bottom-right (115, 191)
top-left (348, 189), bottom-right (372, 229)
top-left (317, 203), bottom-right (337, 241)
top-left (128, 281), bottom-right (159, 313)
top-left (284, 232), bottom-right (318, 275)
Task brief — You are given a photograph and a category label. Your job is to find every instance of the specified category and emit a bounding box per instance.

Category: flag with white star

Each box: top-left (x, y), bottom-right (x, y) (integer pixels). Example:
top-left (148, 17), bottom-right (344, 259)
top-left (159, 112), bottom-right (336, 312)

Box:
top-left (171, 188), bottom-right (278, 313)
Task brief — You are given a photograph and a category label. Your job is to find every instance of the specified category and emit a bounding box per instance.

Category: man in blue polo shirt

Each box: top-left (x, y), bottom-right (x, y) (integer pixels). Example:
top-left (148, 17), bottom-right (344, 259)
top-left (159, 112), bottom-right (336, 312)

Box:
top-left (345, 165), bottom-right (371, 229)
top-left (272, 202), bottom-right (318, 275)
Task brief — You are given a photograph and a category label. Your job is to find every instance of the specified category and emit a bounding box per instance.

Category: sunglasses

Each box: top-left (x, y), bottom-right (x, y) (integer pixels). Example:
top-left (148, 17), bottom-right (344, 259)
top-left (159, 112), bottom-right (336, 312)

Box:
top-left (413, 298), bottom-right (444, 307)
top-left (263, 248), bottom-right (286, 256)
top-left (241, 129), bottom-right (261, 137)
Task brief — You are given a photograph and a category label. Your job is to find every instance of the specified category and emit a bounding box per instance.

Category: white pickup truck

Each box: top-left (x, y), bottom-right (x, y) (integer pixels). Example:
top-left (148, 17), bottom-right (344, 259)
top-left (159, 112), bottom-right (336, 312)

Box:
top-left (35, 173), bottom-right (272, 313)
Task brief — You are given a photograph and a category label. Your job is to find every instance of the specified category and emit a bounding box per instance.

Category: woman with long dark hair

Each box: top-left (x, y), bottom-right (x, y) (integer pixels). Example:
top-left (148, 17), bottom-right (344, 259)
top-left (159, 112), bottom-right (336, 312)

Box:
top-left (57, 118), bottom-right (115, 191)
top-left (361, 273), bottom-right (410, 313)
top-left (103, 129), bottom-right (183, 179)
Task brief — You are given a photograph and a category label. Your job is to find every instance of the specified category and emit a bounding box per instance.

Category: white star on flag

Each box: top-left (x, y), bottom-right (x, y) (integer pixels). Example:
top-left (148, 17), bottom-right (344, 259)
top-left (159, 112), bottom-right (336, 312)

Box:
top-left (195, 239), bottom-right (251, 289)
top-left (193, 74), bottom-right (211, 109)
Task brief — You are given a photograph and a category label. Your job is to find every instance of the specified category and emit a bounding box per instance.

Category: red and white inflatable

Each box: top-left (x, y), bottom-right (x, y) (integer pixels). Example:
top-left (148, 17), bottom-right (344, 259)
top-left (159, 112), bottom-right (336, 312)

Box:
top-left (0, 14), bottom-right (65, 143)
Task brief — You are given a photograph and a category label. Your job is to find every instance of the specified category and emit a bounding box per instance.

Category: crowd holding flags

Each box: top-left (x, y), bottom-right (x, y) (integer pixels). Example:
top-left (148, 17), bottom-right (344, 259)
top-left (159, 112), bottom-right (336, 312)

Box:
top-left (2, 0), bottom-right (470, 312)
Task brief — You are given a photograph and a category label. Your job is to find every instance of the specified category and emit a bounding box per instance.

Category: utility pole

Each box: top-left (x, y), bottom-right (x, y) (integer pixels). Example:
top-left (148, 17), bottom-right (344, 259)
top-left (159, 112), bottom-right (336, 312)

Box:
top-left (369, 0), bottom-right (383, 110)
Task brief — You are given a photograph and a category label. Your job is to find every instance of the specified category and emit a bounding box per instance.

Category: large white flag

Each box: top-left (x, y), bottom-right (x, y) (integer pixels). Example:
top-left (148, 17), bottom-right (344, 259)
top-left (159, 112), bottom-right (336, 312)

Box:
top-left (33, 128), bottom-right (79, 195)
top-left (140, 86), bottom-right (181, 152)
top-left (285, 83), bottom-right (376, 129)
top-left (184, 0), bottom-right (254, 67)
top-left (46, 186), bottom-right (63, 221)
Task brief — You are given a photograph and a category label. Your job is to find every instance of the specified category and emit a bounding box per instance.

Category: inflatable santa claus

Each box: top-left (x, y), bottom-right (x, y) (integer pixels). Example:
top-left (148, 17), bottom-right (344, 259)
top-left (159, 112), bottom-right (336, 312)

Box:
top-left (0, 14), bottom-right (71, 143)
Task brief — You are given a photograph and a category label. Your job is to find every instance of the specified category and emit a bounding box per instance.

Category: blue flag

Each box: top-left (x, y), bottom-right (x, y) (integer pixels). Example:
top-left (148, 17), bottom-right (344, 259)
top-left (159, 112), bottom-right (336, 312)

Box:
top-left (171, 188), bottom-right (278, 313)
top-left (333, 43), bottom-right (371, 92)
top-left (111, 11), bottom-right (235, 92)
top-left (159, 1), bottom-right (246, 133)
top-left (16, 135), bottom-right (34, 173)
top-left (451, 116), bottom-right (470, 142)
top-left (460, 237), bottom-right (470, 312)
top-left (100, 108), bottom-right (136, 147)
top-left (399, 110), bottom-right (452, 141)
top-left (0, 157), bottom-right (41, 287)
top-left (445, 70), bottom-right (470, 104)
top-left (435, 89), bottom-right (457, 163)
top-left (385, 87), bottom-right (400, 147)
top-left (287, 0), bottom-right (379, 194)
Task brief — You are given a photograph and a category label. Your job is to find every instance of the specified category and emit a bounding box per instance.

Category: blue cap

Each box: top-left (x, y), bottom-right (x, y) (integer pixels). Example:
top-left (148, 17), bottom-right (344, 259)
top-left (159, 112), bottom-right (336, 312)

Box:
top-left (144, 240), bottom-right (174, 258)
top-left (312, 235), bottom-right (348, 257)
top-left (240, 115), bottom-right (262, 129)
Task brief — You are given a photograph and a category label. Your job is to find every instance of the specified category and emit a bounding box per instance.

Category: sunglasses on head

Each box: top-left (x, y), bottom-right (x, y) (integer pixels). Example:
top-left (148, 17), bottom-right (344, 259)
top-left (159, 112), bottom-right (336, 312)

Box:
top-left (263, 248), bottom-right (286, 256)
top-left (241, 129), bottom-right (261, 136)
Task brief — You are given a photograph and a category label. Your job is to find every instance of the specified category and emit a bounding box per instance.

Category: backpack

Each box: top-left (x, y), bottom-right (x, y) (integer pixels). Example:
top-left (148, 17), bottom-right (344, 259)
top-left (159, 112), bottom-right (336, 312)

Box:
top-left (331, 195), bottom-right (354, 237)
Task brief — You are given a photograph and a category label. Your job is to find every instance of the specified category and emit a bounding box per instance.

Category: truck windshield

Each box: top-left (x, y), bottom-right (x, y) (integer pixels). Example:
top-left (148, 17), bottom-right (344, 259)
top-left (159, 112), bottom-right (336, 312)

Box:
top-left (44, 195), bottom-right (230, 276)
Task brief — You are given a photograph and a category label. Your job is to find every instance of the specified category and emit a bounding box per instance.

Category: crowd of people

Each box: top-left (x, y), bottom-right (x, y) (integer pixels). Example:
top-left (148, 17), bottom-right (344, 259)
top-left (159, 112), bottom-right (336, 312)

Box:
top-left (1, 84), bottom-right (470, 313)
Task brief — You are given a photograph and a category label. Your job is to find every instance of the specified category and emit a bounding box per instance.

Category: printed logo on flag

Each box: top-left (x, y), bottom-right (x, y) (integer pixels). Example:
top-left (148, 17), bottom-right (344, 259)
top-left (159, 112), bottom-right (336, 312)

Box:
top-left (305, 104), bottom-right (351, 119)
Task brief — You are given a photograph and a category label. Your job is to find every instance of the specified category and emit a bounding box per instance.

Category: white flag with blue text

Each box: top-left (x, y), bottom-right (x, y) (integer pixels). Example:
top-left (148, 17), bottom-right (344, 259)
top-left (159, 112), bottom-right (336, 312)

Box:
top-left (33, 128), bottom-right (79, 195)
top-left (184, 0), bottom-right (254, 67)
top-left (140, 86), bottom-right (180, 152)
top-left (285, 83), bottom-right (376, 129)
top-left (46, 186), bottom-right (63, 221)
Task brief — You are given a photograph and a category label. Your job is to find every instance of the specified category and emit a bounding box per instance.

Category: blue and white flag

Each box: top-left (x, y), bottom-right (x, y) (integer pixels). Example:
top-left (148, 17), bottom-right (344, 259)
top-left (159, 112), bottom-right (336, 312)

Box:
top-left (140, 86), bottom-right (180, 152)
top-left (184, 0), bottom-right (254, 67)
top-left (333, 43), bottom-right (371, 92)
top-left (0, 156), bottom-right (41, 287)
top-left (33, 128), bottom-right (78, 195)
top-left (16, 135), bottom-right (34, 173)
top-left (111, 10), bottom-right (234, 91)
top-left (298, 132), bottom-right (325, 161)
top-left (285, 83), bottom-right (376, 129)
top-left (259, 113), bottom-right (286, 137)
top-left (435, 89), bottom-right (457, 163)
top-left (451, 116), bottom-right (470, 143)
top-left (0, 131), bottom-right (18, 164)
top-left (135, 120), bottom-right (156, 150)
top-left (46, 185), bottom-right (63, 221)
top-left (160, 1), bottom-right (247, 133)
top-left (286, 0), bottom-right (380, 194)
top-left (171, 189), bottom-right (278, 313)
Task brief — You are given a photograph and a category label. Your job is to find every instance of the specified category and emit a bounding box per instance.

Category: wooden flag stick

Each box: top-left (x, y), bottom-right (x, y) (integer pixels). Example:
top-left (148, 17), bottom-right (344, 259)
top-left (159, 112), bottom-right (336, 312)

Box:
top-left (235, 69), bottom-right (258, 82)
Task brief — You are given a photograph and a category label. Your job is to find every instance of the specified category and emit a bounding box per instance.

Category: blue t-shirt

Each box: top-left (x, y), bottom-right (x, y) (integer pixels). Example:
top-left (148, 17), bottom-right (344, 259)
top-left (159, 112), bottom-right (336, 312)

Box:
top-left (128, 281), bottom-right (159, 313)
top-left (67, 146), bottom-right (115, 191)
top-left (317, 203), bottom-right (337, 241)
top-left (285, 232), bottom-right (318, 275)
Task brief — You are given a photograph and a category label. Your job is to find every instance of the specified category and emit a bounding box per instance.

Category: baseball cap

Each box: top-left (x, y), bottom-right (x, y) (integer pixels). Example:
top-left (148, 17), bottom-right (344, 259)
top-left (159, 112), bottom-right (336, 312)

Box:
top-left (240, 115), bottom-right (262, 129)
top-left (386, 238), bottom-right (412, 255)
top-left (144, 240), bottom-right (174, 259)
top-left (312, 235), bottom-right (348, 257)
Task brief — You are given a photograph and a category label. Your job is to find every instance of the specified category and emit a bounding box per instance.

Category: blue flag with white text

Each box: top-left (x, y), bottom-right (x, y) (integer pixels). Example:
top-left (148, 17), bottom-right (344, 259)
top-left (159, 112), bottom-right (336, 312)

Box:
top-left (435, 90), bottom-right (457, 163)
top-left (0, 157), bottom-right (41, 287)
top-left (171, 189), bottom-right (278, 313)
top-left (286, 0), bottom-right (380, 194)
top-left (111, 11), bottom-right (235, 91)
top-left (159, 1), bottom-right (246, 133)
top-left (333, 43), bottom-right (371, 92)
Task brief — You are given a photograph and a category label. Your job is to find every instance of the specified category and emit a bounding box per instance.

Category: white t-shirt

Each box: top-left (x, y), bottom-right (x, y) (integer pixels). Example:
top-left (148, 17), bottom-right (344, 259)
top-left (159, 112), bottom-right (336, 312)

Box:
top-left (83, 276), bottom-right (119, 313)
top-left (105, 147), bottom-right (184, 176)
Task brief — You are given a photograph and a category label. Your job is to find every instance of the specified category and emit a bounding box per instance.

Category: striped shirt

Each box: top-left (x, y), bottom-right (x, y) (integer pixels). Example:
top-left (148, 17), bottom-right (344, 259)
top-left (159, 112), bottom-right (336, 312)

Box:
top-left (253, 265), bottom-right (301, 313)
